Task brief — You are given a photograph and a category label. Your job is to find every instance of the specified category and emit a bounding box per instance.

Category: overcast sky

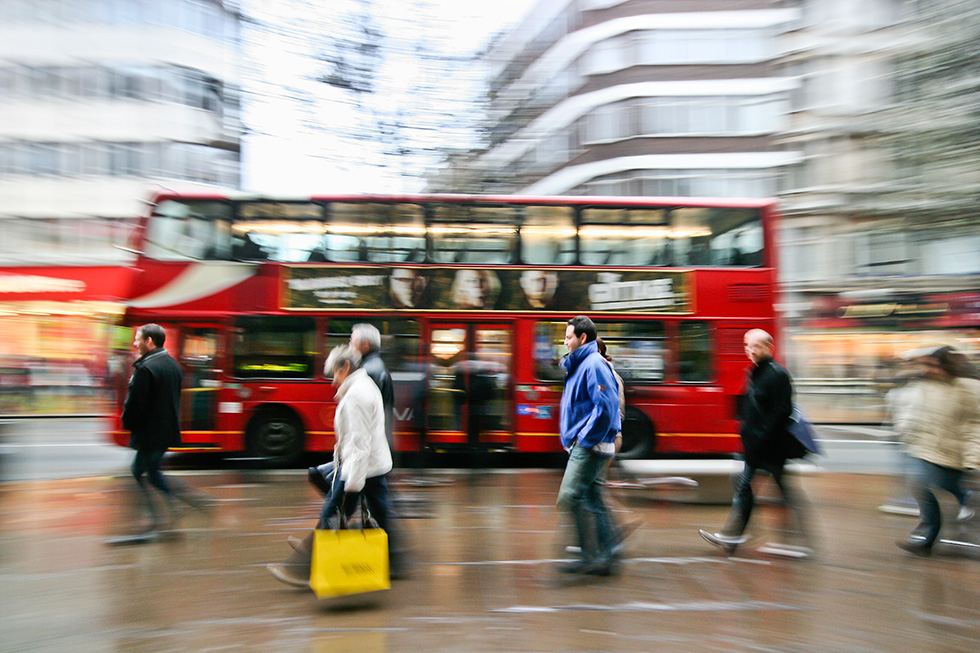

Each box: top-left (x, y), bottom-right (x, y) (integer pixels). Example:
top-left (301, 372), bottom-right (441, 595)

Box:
top-left (242, 0), bottom-right (535, 195)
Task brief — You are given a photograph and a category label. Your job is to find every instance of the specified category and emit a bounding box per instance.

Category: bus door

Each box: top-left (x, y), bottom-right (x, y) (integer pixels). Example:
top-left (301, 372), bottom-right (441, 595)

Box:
top-left (179, 327), bottom-right (221, 445)
top-left (425, 324), bottom-right (513, 449)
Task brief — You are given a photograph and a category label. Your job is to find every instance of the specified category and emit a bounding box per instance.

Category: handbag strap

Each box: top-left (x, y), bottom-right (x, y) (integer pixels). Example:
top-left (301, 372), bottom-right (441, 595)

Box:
top-left (337, 494), bottom-right (371, 531)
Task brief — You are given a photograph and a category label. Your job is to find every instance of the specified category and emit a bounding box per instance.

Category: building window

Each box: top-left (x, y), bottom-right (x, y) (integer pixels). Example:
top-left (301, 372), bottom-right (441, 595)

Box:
top-left (856, 231), bottom-right (909, 275)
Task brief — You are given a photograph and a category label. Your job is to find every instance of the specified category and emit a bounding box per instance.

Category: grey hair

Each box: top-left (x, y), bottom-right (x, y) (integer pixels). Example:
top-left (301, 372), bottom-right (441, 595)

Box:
top-left (324, 345), bottom-right (362, 376)
top-left (352, 323), bottom-right (381, 351)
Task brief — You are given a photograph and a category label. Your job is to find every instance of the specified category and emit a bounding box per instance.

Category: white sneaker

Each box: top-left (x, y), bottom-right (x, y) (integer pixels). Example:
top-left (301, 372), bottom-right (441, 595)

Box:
top-left (699, 529), bottom-right (749, 554)
top-left (758, 543), bottom-right (812, 559)
top-left (956, 506), bottom-right (975, 522)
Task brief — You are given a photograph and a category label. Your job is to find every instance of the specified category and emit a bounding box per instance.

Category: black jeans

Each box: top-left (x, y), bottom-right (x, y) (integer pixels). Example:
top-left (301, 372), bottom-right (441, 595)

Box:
top-left (727, 458), bottom-right (810, 544)
top-left (131, 446), bottom-right (172, 529)
top-left (132, 446), bottom-right (171, 496)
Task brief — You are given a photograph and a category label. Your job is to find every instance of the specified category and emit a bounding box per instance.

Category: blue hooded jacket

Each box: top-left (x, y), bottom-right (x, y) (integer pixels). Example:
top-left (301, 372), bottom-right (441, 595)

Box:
top-left (559, 339), bottom-right (622, 456)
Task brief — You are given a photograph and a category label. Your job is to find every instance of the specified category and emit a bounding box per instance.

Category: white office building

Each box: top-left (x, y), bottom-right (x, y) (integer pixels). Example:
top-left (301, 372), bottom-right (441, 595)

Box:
top-left (0, 0), bottom-right (244, 266)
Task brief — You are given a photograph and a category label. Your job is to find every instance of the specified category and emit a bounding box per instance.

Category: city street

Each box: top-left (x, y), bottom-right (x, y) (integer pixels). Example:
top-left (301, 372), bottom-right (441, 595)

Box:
top-left (3, 419), bottom-right (980, 651)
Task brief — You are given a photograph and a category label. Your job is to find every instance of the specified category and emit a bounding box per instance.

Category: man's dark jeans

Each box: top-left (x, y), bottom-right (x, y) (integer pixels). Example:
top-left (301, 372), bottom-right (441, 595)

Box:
top-left (726, 458), bottom-right (810, 544)
top-left (912, 458), bottom-right (970, 545)
top-left (131, 445), bottom-right (172, 530)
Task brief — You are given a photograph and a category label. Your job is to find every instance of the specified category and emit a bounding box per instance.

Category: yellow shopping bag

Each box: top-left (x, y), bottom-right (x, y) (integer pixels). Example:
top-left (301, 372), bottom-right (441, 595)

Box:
top-left (310, 527), bottom-right (390, 599)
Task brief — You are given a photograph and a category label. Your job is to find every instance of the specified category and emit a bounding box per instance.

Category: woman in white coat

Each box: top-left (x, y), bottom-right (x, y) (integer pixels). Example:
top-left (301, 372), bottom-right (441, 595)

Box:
top-left (316, 345), bottom-right (393, 526)
top-left (268, 346), bottom-right (402, 586)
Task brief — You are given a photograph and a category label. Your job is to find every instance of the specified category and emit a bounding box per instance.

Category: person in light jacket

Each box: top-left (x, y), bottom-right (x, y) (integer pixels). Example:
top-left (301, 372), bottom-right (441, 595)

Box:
top-left (268, 346), bottom-right (402, 587)
top-left (318, 345), bottom-right (393, 523)
top-left (895, 347), bottom-right (980, 555)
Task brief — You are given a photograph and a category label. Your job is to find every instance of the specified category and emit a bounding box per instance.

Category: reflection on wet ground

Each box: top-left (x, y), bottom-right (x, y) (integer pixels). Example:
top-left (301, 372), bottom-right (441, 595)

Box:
top-left (2, 470), bottom-right (980, 651)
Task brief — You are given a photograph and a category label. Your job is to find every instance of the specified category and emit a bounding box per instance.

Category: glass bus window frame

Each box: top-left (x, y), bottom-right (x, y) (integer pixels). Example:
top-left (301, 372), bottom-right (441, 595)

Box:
top-left (231, 200), bottom-right (325, 263)
top-left (519, 205), bottom-right (577, 265)
top-left (232, 316), bottom-right (317, 380)
top-left (578, 207), bottom-right (671, 266)
top-left (677, 321), bottom-right (714, 382)
top-left (533, 319), bottom-right (668, 384)
top-left (324, 318), bottom-right (421, 375)
top-left (145, 199), bottom-right (233, 261)
top-left (325, 202), bottom-right (426, 264)
top-left (594, 320), bottom-right (667, 384)
top-left (428, 203), bottom-right (518, 264)
top-left (669, 207), bottom-right (763, 268)
top-left (532, 321), bottom-right (568, 382)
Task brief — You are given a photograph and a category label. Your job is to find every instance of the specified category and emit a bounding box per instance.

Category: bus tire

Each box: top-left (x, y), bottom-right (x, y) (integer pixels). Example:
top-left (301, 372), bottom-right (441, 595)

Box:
top-left (246, 408), bottom-right (305, 467)
top-left (618, 407), bottom-right (655, 460)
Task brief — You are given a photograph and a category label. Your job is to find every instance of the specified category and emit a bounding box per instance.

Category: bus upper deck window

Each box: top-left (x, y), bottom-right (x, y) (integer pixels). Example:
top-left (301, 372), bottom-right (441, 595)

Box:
top-left (327, 203), bottom-right (426, 264)
top-left (670, 207), bottom-right (762, 267)
top-left (579, 208), bottom-right (669, 266)
top-left (521, 206), bottom-right (576, 265)
top-left (233, 202), bottom-right (324, 262)
top-left (429, 204), bottom-right (517, 264)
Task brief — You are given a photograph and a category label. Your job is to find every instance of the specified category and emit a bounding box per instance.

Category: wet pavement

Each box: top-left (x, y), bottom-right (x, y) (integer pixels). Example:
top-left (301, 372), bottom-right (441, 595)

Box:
top-left (3, 467), bottom-right (980, 652)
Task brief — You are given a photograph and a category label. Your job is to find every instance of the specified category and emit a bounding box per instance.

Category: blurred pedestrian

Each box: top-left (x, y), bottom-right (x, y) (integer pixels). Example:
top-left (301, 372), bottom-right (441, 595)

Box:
top-left (878, 354), bottom-right (923, 516)
top-left (307, 323), bottom-right (395, 495)
top-left (596, 337), bottom-right (643, 549)
top-left (894, 347), bottom-right (980, 555)
top-left (351, 323), bottom-right (394, 453)
top-left (700, 329), bottom-right (811, 556)
top-left (556, 316), bottom-right (621, 576)
top-left (269, 345), bottom-right (403, 586)
top-left (111, 324), bottom-right (211, 545)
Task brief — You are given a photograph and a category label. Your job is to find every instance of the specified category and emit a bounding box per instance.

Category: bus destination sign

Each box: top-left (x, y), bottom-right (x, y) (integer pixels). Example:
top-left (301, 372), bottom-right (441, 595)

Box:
top-left (282, 267), bottom-right (693, 314)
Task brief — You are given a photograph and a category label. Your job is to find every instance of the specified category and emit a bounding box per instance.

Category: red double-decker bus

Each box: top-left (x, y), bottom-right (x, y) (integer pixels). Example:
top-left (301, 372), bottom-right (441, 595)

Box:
top-left (109, 193), bottom-right (777, 464)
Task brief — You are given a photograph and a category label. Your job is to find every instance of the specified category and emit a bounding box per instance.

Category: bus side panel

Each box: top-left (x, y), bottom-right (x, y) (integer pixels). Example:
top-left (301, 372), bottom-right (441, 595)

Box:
top-left (628, 385), bottom-right (740, 455)
top-left (512, 319), bottom-right (563, 454)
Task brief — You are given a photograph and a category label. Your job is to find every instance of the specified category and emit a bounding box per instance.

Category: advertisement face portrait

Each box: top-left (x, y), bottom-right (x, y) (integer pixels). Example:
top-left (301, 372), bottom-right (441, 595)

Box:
top-left (519, 270), bottom-right (559, 308)
top-left (389, 268), bottom-right (427, 308)
top-left (451, 269), bottom-right (500, 309)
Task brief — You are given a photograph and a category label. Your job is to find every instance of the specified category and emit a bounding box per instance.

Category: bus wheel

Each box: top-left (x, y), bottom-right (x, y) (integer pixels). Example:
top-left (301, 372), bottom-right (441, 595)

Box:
top-left (246, 410), bottom-right (304, 466)
top-left (618, 407), bottom-right (654, 460)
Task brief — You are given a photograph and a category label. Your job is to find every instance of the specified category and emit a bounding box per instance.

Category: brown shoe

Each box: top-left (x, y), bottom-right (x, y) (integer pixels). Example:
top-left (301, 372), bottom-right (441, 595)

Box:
top-left (287, 535), bottom-right (311, 555)
top-left (267, 563), bottom-right (310, 588)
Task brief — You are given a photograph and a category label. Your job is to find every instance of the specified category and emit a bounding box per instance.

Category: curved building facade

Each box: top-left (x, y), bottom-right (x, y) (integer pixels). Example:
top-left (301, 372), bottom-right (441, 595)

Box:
top-left (470, 0), bottom-right (800, 198)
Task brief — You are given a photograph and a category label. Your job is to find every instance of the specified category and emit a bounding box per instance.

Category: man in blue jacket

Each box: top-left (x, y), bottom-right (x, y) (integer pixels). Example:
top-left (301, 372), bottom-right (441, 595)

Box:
top-left (556, 315), bottom-right (622, 575)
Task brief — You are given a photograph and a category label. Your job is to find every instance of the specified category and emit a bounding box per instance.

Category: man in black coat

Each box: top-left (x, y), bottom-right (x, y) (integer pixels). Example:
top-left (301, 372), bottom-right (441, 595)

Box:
top-left (114, 324), bottom-right (209, 544)
top-left (699, 329), bottom-right (811, 556)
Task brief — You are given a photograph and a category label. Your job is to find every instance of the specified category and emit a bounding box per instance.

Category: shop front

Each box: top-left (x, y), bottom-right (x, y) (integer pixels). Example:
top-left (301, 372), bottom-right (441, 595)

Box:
top-left (0, 266), bottom-right (135, 415)
top-left (783, 290), bottom-right (980, 424)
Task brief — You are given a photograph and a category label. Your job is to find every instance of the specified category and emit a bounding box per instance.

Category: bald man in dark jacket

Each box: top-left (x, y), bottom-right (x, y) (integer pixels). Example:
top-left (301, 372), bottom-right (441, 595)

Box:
top-left (699, 329), bottom-right (811, 556)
